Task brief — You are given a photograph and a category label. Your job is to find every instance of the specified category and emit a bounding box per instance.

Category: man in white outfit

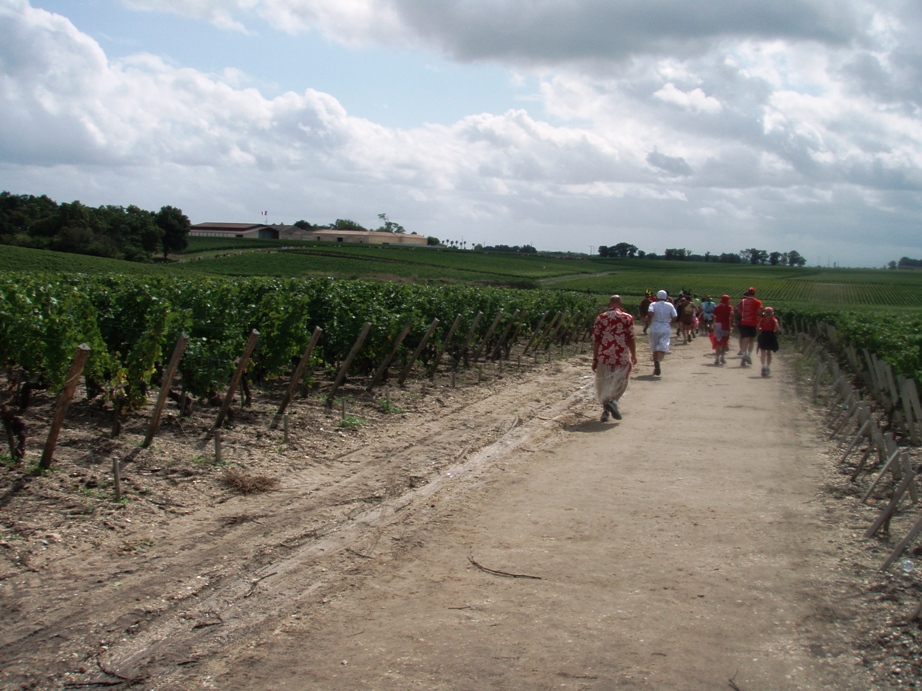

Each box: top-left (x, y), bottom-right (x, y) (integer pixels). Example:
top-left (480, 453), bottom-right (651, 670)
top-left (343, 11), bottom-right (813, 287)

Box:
top-left (644, 289), bottom-right (677, 376)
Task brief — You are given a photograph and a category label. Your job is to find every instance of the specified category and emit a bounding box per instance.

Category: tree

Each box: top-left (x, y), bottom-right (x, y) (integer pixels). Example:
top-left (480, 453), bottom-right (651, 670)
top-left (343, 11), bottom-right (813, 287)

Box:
top-left (156, 205), bottom-right (191, 259)
top-left (664, 248), bottom-right (689, 260)
top-left (768, 251), bottom-right (784, 266)
top-left (888, 260), bottom-right (898, 270)
top-left (741, 248), bottom-right (768, 265)
top-left (331, 218), bottom-right (367, 231)
top-left (785, 250), bottom-right (806, 267)
top-left (376, 213), bottom-right (406, 233)
top-left (611, 242), bottom-right (639, 258)
top-left (718, 252), bottom-right (742, 263)
top-left (427, 236), bottom-right (440, 246)
top-left (597, 245), bottom-right (610, 258)
top-left (294, 219), bottom-right (316, 230)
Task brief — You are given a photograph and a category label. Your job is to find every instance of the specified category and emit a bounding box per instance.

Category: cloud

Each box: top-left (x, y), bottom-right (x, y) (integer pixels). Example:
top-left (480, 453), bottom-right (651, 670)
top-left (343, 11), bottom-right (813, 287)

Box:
top-left (2, 0), bottom-right (922, 265)
top-left (646, 151), bottom-right (693, 176)
top-left (118, 0), bottom-right (870, 66)
top-left (653, 83), bottom-right (723, 113)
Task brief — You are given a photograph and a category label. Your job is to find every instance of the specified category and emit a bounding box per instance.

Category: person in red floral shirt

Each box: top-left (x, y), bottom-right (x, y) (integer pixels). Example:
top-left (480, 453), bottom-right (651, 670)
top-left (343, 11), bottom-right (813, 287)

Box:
top-left (592, 295), bottom-right (637, 422)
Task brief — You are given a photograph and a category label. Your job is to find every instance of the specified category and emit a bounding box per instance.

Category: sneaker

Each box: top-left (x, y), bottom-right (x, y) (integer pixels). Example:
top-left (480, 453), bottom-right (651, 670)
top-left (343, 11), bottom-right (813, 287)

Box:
top-left (654, 361), bottom-right (661, 376)
top-left (714, 356), bottom-right (720, 366)
top-left (761, 366), bottom-right (768, 377)
top-left (720, 354), bottom-right (726, 364)
top-left (600, 409), bottom-right (610, 422)
top-left (607, 400), bottom-right (622, 420)
top-left (766, 366), bottom-right (771, 376)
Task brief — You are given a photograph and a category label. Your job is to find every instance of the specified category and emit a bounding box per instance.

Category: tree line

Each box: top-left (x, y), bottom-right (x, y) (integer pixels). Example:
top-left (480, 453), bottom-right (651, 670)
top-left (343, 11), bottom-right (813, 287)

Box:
top-left (597, 242), bottom-right (806, 266)
top-left (0, 192), bottom-right (190, 262)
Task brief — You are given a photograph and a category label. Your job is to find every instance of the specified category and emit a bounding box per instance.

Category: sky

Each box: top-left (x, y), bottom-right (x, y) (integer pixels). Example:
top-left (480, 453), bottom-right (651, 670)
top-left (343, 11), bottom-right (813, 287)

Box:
top-left (1, 0), bottom-right (921, 266)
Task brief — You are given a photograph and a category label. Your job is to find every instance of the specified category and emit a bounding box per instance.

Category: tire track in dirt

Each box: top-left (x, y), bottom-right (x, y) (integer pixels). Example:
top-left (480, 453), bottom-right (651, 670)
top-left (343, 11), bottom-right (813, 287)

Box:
top-left (1, 359), bottom-right (595, 689)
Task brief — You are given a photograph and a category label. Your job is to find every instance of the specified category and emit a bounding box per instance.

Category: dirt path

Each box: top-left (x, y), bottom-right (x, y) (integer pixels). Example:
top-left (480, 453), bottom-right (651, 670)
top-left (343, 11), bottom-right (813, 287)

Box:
top-left (0, 329), bottom-right (891, 689)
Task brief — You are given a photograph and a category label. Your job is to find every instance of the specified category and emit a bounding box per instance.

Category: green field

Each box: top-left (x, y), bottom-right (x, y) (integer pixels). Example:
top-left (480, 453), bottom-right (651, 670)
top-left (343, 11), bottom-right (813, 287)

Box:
top-left (4, 242), bottom-right (922, 308)
top-left (543, 260), bottom-right (922, 309)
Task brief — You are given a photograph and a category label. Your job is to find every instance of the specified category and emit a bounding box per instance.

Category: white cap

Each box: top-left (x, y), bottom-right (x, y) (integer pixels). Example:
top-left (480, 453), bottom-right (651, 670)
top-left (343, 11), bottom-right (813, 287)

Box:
top-left (657, 290), bottom-right (668, 299)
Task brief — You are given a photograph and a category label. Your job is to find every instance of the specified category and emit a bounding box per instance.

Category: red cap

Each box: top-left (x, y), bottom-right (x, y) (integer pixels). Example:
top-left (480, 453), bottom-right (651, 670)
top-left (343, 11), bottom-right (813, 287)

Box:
top-left (748, 286), bottom-right (756, 294)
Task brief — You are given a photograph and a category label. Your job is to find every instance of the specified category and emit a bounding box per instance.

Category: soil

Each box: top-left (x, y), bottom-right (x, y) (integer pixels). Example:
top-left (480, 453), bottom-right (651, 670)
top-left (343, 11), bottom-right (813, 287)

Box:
top-left (2, 329), bottom-right (922, 690)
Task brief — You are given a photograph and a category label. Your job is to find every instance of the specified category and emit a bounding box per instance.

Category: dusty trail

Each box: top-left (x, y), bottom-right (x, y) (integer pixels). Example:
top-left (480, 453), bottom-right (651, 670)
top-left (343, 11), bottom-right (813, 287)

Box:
top-left (1, 328), bottom-right (881, 689)
top-left (208, 331), bottom-right (871, 690)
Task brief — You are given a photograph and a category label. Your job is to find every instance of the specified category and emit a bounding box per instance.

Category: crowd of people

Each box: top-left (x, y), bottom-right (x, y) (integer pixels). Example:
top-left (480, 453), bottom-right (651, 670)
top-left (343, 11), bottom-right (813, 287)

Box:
top-left (591, 286), bottom-right (781, 423)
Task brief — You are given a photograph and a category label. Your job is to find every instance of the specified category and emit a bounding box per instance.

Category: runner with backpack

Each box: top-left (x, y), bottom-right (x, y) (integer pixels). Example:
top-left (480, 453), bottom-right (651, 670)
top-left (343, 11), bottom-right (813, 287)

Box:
top-left (734, 287), bottom-right (763, 366)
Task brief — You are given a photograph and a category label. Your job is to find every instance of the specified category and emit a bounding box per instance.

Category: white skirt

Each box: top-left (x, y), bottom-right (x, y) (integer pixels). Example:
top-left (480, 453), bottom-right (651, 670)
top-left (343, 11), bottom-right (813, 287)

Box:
top-left (648, 322), bottom-right (672, 353)
top-left (595, 362), bottom-right (632, 404)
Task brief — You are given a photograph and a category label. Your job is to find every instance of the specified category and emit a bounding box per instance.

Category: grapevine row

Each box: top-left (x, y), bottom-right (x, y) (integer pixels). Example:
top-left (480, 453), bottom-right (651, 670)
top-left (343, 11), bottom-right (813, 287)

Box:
top-left (0, 274), bottom-right (599, 407)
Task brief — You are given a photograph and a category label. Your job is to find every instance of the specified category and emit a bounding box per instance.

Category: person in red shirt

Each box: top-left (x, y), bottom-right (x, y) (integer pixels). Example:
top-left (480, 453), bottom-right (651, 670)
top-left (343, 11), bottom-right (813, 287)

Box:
top-left (757, 307), bottom-right (781, 376)
top-left (734, 286), bottom-right (763, 366)
top-left (711, 294), bottom-right (734, 365)
top-left (592, 295), bottom-right (637, 422)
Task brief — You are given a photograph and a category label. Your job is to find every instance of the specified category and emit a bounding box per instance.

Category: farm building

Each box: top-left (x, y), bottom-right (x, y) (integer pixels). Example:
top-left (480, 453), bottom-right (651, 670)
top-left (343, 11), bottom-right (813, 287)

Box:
top-left (189, 223), bottom-right (283, 239)
top-left (190, 223), bottom-right (428, 246)
top-left (283, 228), bottom-right (428, 246)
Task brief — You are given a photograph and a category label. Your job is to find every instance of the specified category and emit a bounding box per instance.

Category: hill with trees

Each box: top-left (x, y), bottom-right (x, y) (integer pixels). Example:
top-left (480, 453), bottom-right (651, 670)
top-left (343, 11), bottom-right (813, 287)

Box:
top-left (0, 192), bottom-right (190, 262)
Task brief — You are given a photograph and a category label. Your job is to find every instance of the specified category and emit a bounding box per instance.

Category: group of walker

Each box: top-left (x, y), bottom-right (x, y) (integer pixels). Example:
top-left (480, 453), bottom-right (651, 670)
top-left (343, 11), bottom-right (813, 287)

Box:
top-left (591, 286), bottom-right (781, 423)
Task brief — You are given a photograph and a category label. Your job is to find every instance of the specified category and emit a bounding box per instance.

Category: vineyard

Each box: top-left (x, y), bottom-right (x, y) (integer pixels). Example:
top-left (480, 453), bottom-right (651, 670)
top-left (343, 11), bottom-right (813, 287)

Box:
top-left (0, 273), bottom-right (598, 410)
top-left (1, 242), bottom-right (921, 408)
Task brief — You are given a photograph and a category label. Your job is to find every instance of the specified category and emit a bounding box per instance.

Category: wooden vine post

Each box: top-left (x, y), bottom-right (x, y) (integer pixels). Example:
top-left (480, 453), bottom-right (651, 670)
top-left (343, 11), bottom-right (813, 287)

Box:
top-left (39, 344), bottom-right (91, 471)
top-left (471, 310), bottom-right (504, 364)
top-left (213, 329), bottom-right (260, 430)
top-left (367, 322), bottom-right (413, 391)
top-left (429, 314), bottom-right (463, 377)
top-left (491, 309), bottom-right (521, 360)
top-left (530, 311), bottom-right (562, 354)
top-left (143, 332), bottom-right (189, 448)
top-left (399, 318), bottom-right (440, 386)
top-left (272, 326), bottom-right (322, 428)
top-left (328, 322), bottom-right (373, 405)
top-left (455, 311), bottom-right (483, 369)
top-left (521, 311), bottom-right (550, 355)
top-left (546, 311), bottom-right (570, 349)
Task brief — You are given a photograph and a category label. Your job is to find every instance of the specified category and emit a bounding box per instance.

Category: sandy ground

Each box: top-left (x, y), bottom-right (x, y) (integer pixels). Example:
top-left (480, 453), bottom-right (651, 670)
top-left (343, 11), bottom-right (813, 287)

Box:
top-left (2, 327), bottom-right (919, 689)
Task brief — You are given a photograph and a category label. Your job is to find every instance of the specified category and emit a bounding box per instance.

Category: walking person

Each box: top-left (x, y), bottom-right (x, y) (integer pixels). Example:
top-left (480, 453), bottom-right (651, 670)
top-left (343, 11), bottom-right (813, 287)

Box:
top-left (674, 292), bottom-right (688, 339)
top-left (735, 287), bottom-right (762, 366)
top-left (699, 294), bottom-right (716, 335)
top-left (592, 295), bottom-right (637, 421)
top-left (757, 307), bottom-right (781, 376)
top-left (711, 294), bottom-right (734, 365)
top-left (679, 295), bottom-right (697, 343)
top-left (639, 290), bottom-right (653, 334)
top-left (644, 289), bottom-right (677, 376)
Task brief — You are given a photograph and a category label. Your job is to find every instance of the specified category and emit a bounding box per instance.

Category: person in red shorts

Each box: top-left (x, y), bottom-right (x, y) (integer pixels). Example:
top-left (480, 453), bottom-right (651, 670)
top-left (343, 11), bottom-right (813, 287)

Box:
top-left (757, 306), bottom-right (781, 376)
top-left (711, 294), bottom-right (734, 365)
top-left (734, 287), bottom-right (762, 366)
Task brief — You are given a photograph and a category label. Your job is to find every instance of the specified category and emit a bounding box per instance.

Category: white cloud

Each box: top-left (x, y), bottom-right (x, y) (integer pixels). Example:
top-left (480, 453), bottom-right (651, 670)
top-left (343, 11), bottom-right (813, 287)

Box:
top-left (653, 83), bottom-right (723, 113)
top-left (2, 0), bottom-right (922, 265)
